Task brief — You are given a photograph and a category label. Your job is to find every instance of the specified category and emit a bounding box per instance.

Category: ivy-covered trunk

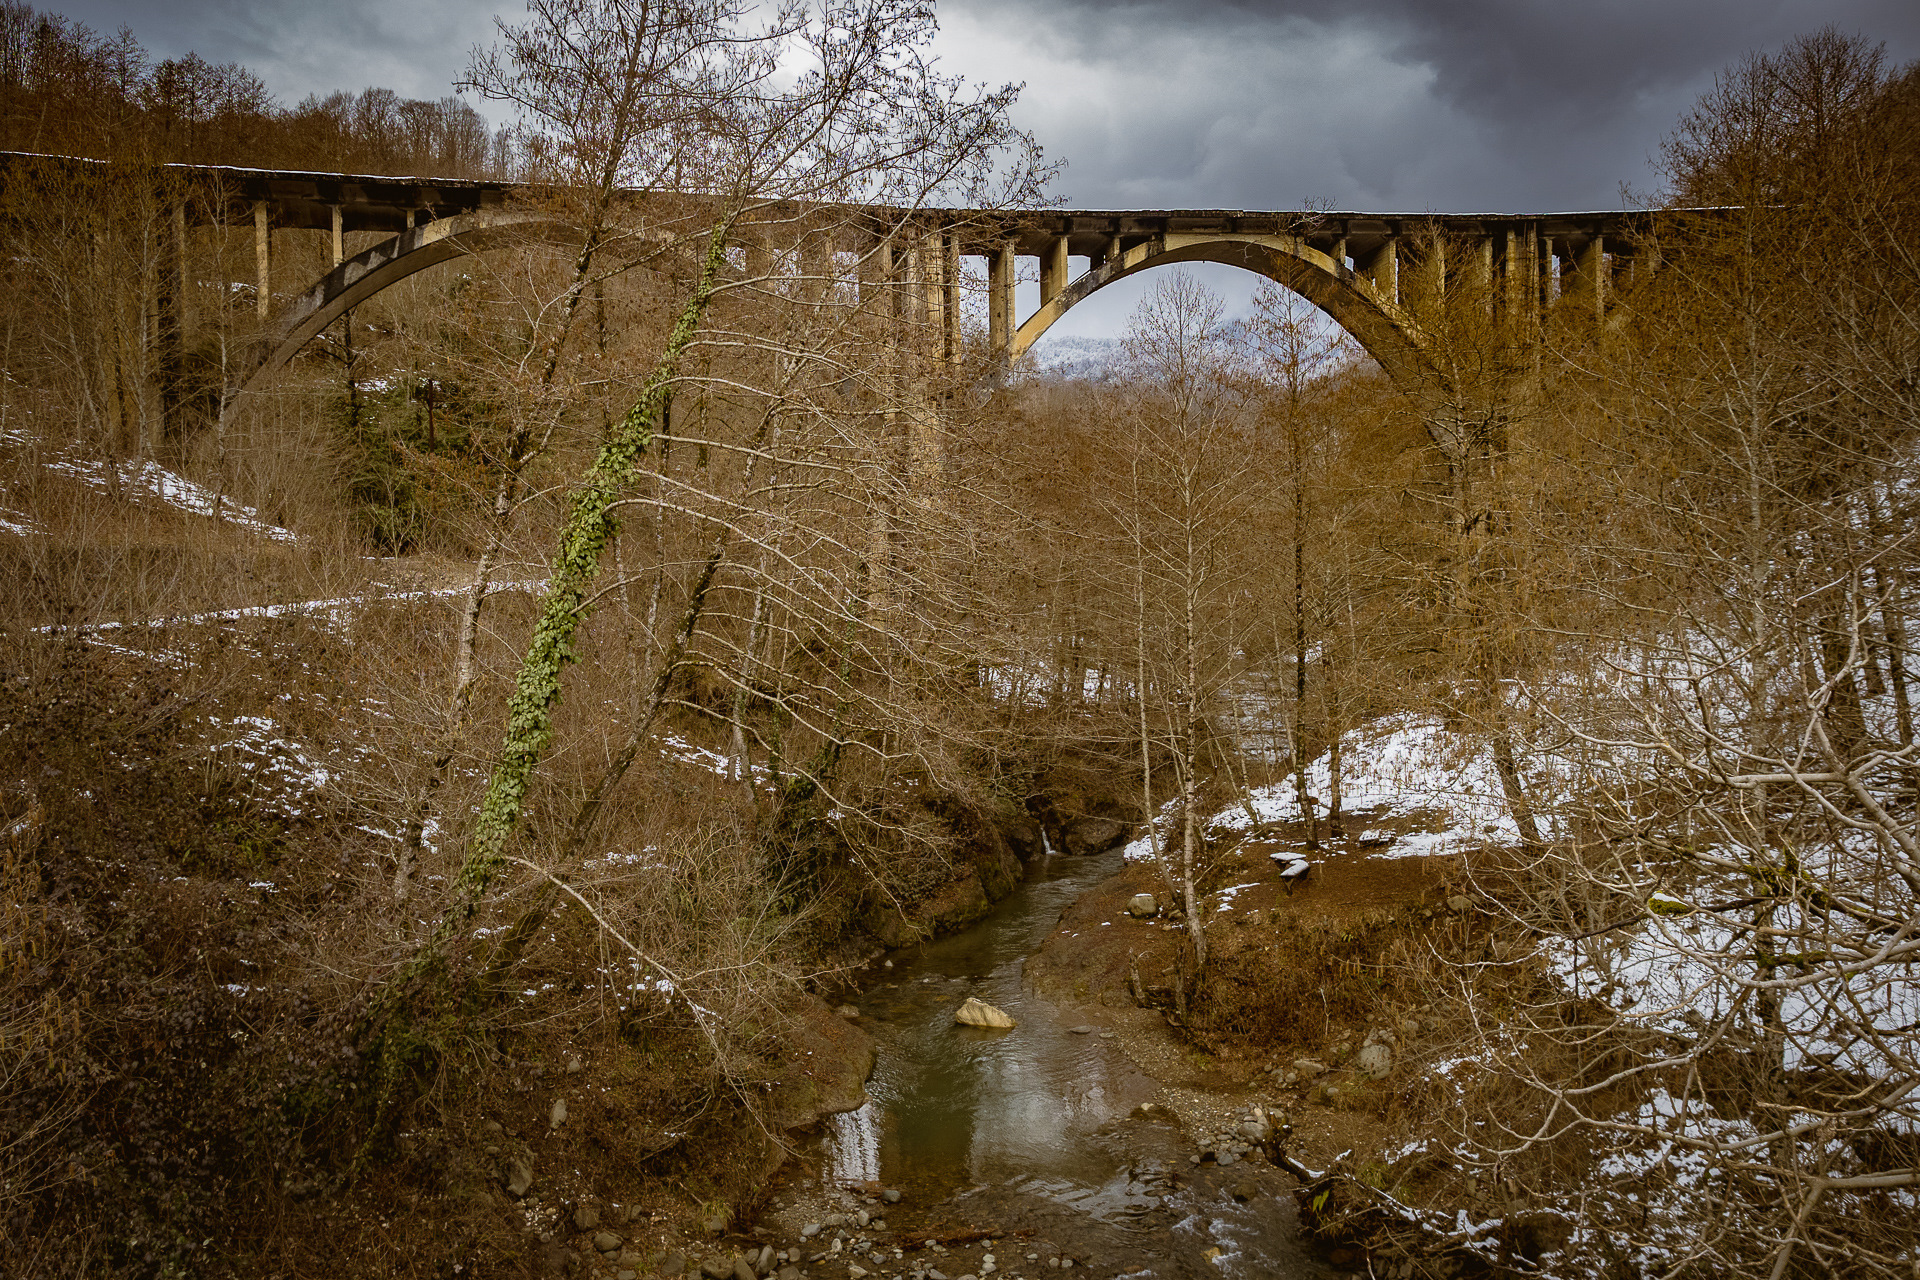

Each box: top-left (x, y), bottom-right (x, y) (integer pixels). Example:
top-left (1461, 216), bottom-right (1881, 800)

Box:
top-left (390, 215), bottom-right (735, 986)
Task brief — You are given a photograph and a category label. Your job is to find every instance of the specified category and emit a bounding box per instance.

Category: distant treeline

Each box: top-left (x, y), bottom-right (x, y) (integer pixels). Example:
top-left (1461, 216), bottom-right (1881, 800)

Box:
top-left (0, 1), bottom-right (505, 176)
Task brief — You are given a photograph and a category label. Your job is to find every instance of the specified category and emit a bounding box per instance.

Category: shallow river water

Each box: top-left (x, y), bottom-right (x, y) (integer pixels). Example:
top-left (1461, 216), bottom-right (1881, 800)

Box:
top-left (822, 850), bottom-right (1336, 1279)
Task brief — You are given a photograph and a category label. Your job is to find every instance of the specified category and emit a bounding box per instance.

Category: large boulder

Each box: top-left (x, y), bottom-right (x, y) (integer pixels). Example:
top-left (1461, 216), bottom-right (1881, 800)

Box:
top-left (1126, 893), bottom-right (1160, 918)
top-left (763, 995), bottom-right (878, 1130)
top-left (998, 816), bottom-right (1044, 860)
top-left (924, 867), bottom-right (992, 932)
top-left (954, 997), bottom-right (1016, 1029)
top-left (1063, 816), bottom-right (1128, 856)
top-left (1357, 1041), bottom-right (1393, 1080)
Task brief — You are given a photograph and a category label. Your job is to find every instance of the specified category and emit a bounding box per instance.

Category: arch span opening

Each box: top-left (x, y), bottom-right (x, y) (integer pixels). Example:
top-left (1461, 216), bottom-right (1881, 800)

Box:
top-left (1011, 234), bottom-right (1434, 388)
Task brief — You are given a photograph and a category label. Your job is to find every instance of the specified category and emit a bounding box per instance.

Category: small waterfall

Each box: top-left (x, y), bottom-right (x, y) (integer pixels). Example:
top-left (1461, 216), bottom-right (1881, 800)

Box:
top-left (1041, 828), bottom-right (1055, 857)
top-left (827, 1100), bottom-right (879, 1185)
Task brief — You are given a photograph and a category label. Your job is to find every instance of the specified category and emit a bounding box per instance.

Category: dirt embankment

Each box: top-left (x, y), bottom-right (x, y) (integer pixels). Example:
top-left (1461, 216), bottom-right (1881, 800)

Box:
top-left (1024, 833), bottom-right (1460, 1183)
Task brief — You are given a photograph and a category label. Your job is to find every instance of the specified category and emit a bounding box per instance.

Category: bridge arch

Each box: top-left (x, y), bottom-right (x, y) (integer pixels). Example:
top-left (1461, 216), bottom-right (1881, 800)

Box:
top-left (1011, 233), bottom-right (1436, 388)
top-left (241, 210), bottom-right (578, 395)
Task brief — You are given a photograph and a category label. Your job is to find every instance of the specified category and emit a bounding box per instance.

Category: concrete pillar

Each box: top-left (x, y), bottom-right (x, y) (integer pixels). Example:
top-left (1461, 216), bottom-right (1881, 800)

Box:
top-left (1368, 236), bottom-right (1398, 305)
top-left (859, 235), bottom-right (890, 310)
top-left (1330, 236), bottom-right (1348, 274)
top-left (331, 205), bottom-right (344, 267)
top-left (253, 200), bottom-right (271, 321)
top-left (908, 232), bottom-right (943, 503)
top-left (1471, 236), bottom-right (1493, 299)
top-left (1575, 233), bottom-right (1605, 322)
top-left (1421, 234), bottom-right (1445, 307)
top-left (1500, 228), bottom-right (1527, 328)
top-left (942, 231), bottom-right (960, 367)
top-left (1040, 235), bottom-right (1069, 307)
top-left (798, 228), bottom-right (829, 306)
top-left (918, 231), bottom-right (942, 345)
top-left (988, 240), bottom-right (1015, 356)
top-left (1539, 235), bottom-right (1555, 310)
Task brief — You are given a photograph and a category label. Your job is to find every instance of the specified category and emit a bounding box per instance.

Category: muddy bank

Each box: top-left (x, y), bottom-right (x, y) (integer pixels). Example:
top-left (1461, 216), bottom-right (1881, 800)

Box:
top-left (1022, 833), bottom-right (1454, 1177)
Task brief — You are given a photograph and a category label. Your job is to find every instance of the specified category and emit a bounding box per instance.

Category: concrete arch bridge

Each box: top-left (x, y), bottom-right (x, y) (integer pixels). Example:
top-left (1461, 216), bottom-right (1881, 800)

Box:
top-left (0, 153), bottom-right (1654, 400)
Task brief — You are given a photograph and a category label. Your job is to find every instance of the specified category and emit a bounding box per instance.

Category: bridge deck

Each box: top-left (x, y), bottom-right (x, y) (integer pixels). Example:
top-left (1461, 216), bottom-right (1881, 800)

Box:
top-left (0, 150), bottom-right (1652, 260)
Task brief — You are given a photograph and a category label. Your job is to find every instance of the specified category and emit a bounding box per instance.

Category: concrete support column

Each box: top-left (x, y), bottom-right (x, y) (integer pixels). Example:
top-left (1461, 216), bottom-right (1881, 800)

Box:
top-left (331, 205), bottom-right (344, 267)
top-left (798, 227), bottom-right (830, 307)
top-left (1330, 236), bottom-right (1348, 274)
top-left (1539, 235), bottom-right (1555, 311)
top-left (918, 231), bottom-right (943, 348)
top-left (988, 240), bottom-right (1015, 357)
top-left (1420, 234), bottom-right (1445, 308)
top-left (1368, 237), bottom-right (1399, 306)
top-left (1040, 235), bottom-right (1069, 307)
top-left (253, 200), bottom-right (271, 321)
top-left (1103, 234), bottom-right (1123, 272)
top-left (859, 235), bottom-right (890, 310)
top-left (1471, 236), bottom-right (1493, 306)
top-left (1575, 233), bottom-right (1605, 322)
top-left (942, 231), bottom-right (960, 368)
top-left (908, 231), bottom-right (943, 504)
top-left (1500, 229), bottom-right (1526, 328)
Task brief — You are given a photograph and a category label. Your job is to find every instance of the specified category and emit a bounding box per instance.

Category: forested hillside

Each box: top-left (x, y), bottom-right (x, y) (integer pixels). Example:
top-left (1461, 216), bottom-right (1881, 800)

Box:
top-left (1, 6), bottom-right (1917, 1278)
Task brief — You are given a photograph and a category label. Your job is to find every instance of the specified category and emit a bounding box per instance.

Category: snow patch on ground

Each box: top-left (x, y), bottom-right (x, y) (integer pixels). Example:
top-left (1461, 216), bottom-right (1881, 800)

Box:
top-left (0, 506), bottom-right (43, 536)
top-left (1123, 714), bottom-right (1524, 862)
top-left (1537, 893), bottom-right (1920, 1078)
top-left (46, 456), bottom-right (299, 542)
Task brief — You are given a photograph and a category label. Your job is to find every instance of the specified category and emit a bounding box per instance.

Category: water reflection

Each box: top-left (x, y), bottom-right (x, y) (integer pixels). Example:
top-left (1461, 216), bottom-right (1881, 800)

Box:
top-left (849, 851), bottom-right (1158, 1210)
top-left (831, 850), bottom-right (1335, 1279)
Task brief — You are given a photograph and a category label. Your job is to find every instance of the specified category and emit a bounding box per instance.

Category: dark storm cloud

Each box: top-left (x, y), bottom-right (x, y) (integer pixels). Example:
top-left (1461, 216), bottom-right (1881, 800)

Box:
top-left (38, 0), bottom-right (1920, 212)
top-left (938, 0), bottom-right (1920, 211)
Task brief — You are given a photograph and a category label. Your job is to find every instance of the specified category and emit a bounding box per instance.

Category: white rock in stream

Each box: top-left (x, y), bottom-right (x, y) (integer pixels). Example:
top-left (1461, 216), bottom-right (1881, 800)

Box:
top-left (953, 997), bottom-right (1016, 1029)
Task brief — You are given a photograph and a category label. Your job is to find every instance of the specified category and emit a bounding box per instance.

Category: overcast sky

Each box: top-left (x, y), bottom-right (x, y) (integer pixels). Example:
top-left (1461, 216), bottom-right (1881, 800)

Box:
top-left (49, 0), bottom-right (1920, 337)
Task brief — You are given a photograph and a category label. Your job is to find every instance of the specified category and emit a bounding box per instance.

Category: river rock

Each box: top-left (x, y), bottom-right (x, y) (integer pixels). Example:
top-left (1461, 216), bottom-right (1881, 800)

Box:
top-left (1447, 894), bottom-right (1474, 913)
top-left (1291, 1058), bottom-right (1328, 1077)
top-left (1064, 817), bottom-right (1127, 856)
top-left (836, 1004), bottom-right (861, 1019)
top-left (1358, 1040), bottom-right (1393, 1079)
top-left (1126, 893), bottom-right (1159, 918)
top-left (549, 1097), bottom-right (569, 1129)
top-left (593, 1231), bottom-right (623, 1254)
top-left (503, 1156), bottom-right (533, 1198)
top-left (574, 1202), bottom-right (600, 1231)
top-left (954, 997), bottom-right (1016, 1029)
top-left (883, 1188), bottom-right (902, 1203)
